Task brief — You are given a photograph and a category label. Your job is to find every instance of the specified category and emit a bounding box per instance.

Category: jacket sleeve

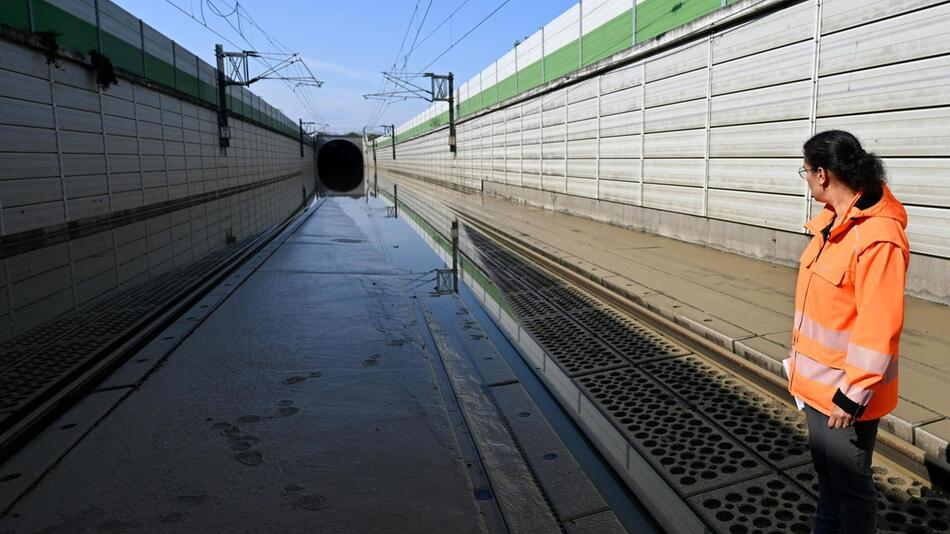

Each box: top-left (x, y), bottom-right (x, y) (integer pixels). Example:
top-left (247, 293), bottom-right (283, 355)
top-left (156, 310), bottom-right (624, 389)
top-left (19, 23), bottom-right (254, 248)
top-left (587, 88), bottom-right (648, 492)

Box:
top-left (833, 241), bottom-right (907, 418)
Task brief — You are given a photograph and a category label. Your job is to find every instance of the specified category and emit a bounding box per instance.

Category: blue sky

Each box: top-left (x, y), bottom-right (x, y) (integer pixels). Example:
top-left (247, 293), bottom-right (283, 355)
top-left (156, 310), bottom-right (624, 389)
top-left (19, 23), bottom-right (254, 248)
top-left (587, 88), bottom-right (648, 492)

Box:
top-left (114, 1), bottom-right (577, 134)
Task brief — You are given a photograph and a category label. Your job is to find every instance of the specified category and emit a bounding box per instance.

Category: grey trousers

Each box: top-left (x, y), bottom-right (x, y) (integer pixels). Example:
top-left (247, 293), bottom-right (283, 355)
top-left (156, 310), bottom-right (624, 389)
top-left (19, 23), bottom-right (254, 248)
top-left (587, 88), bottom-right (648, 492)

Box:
top-left (804, 404), bottom-right (880, 533)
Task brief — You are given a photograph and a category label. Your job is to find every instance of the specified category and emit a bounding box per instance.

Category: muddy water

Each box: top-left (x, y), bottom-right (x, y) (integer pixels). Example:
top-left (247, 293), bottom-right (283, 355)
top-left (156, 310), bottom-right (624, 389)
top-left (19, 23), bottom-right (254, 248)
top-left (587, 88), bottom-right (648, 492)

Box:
top-left (0, 191), bottom-right (656, 533)
top-left (364, 187), bottom-right (659, 533)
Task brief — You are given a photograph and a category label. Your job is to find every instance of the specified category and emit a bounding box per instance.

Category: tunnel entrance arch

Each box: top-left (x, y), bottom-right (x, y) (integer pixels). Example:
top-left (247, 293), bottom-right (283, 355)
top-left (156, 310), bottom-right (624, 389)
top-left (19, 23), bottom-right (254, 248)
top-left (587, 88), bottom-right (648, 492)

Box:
top-left (317, 139), bottom-right (364, 193)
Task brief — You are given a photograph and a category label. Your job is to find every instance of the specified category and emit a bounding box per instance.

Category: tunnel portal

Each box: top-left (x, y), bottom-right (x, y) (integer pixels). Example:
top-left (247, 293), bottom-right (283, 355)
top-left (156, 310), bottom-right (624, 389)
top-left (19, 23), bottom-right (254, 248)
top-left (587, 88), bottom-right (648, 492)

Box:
top-left (317, 139), bottom-right (364, 193)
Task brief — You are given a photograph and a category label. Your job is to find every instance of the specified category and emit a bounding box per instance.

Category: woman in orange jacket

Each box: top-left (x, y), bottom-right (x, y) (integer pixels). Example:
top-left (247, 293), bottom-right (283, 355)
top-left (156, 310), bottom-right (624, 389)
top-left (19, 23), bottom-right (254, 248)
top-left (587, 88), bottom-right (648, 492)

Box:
top-left (787, 130), bottom-right (909, 533)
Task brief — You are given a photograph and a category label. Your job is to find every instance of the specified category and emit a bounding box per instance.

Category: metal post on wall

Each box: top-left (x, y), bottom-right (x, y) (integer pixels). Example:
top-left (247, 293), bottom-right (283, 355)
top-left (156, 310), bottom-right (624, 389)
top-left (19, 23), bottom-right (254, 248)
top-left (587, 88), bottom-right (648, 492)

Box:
top-left (451, 220), bottom-right (459, 293)
top-left (299, 118), bottom-right (304, 157)
top-left (631, 0), bottom-right (637, 46)
top-left (448, 72), bottom-right (457, 153)
top-left (393, 183), bottom-right (398, 217)
top-left (214, 44), bottom-right (230, 148)
top-left (139, 19), bottom-right (146, 76)
top-left (27, 0), bottom-right (35, 32)
top-left (578, 0), bottom-right (583, 68)
top-left (372, 138), bottom-right (378, 195)
top-left (94, 0), bottom-right (103, 53)
top-left (391, 124), bottom-right (396, 160)
top-left (541, 26), bottom-right (546, 82)
top-left (513, 40), bottom-right (519, 94)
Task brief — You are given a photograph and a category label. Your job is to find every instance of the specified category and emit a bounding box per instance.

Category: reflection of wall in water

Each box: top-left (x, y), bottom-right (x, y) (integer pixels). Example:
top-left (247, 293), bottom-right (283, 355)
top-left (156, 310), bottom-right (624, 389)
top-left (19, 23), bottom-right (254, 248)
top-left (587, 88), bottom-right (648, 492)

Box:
top-left (0, 34), bottom-right (314, 341)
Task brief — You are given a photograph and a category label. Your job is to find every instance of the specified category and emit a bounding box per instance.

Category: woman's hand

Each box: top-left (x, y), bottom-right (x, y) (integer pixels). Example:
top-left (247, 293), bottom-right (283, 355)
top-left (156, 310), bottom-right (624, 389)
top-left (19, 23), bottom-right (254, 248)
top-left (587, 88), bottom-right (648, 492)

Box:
top-left (828, 405), bottom-right (854, 429)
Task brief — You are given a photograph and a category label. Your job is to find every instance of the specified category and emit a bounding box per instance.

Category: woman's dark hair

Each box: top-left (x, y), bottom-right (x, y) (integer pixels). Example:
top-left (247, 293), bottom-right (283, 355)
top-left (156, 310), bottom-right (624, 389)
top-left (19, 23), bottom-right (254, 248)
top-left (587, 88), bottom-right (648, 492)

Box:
top-left (803, 130), bottom-right (886, 196)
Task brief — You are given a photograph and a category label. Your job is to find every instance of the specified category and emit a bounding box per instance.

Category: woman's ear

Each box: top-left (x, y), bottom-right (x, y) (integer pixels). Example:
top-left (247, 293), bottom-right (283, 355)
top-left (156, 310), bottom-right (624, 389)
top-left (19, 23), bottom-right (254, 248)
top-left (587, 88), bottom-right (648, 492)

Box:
top-left (817, 167), bottom-right (828, 188)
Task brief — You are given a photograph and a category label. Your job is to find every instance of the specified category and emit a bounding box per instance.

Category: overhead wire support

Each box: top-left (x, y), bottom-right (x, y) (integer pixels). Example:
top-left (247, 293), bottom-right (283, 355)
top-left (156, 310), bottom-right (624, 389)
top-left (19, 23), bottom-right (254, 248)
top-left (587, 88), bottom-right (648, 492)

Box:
top-left (214, 44), bottom-right (324, 147)
top-left (363, 72), bottom-right (456, 153)
top-left (219, 50), bottom-right (323, 87)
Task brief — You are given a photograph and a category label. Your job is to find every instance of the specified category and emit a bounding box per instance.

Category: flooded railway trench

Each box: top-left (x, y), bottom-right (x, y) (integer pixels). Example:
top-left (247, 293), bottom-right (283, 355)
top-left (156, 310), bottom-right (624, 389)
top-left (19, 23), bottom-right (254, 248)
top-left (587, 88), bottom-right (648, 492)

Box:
top-left (0, 193), bottom-right (654, 533)
top-left (379, 175), bottom-right (950, 534)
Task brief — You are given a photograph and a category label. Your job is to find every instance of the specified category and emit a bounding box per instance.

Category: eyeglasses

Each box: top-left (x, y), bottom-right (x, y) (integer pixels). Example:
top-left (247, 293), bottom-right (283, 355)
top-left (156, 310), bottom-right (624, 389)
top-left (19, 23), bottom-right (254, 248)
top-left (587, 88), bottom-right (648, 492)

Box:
top-left (797, 166), bottom-right (814, 180)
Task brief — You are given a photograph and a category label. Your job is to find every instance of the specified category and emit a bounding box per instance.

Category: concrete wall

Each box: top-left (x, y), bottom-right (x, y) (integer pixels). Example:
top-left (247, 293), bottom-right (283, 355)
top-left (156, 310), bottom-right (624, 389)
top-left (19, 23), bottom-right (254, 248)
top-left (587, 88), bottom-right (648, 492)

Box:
top-left (370, 0), bottom-right (950, 304)
top-left (0, 36), bottom-right (315, 341)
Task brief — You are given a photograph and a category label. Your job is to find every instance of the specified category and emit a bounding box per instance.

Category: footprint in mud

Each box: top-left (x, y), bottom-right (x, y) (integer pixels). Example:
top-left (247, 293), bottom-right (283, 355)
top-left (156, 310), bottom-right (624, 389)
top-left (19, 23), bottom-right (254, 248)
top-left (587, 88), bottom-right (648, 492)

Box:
top-left (387, 339), bottom-right (406, 347)
top-left (309, 371), bottom-right (323, 378)
top-left (175, 495), bottom-right (209, 506)
top-left (282, 376), bottom-right (306, 385)
top-left (228, 434), bottom-right (259, 451)
top-left (212, 422), bottom-right (233, 430)
top-left (279, 406), bottom-right (299, 417)
top-left (282, 484), bottom-right (305, 496)
top-left (234, 451), bottom-right (263, 466)
top-left (292, 493), bottom-right (328, 511)
top-left (279, 400), bottom-right (294, 407)
top-left (238, 415), bottom-right (261, 423)
top-left (362, 354), bottom-right (381, 367)
top-left (221, 427), bottom-right (243, 438)
top-left (230, 440), bottom-right (253, 451)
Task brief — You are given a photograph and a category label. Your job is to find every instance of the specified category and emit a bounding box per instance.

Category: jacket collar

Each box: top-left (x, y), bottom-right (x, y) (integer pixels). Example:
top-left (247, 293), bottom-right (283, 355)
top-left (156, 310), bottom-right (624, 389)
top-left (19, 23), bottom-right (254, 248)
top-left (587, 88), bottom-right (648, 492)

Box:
top-left (803, 185), bottom-right (907, 240)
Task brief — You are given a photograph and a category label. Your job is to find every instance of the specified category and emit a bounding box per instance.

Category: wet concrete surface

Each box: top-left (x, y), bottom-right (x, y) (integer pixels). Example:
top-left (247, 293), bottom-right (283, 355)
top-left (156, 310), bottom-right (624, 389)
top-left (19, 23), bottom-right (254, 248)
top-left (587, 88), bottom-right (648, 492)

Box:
top-left (0, 199), bottom-right (497, 533)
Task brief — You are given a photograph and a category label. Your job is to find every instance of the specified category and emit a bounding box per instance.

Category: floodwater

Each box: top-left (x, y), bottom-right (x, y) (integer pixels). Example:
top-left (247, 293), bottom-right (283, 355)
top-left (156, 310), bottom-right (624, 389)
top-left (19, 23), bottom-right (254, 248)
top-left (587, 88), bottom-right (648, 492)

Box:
top-left (0, 193), bottom-right (655, 533)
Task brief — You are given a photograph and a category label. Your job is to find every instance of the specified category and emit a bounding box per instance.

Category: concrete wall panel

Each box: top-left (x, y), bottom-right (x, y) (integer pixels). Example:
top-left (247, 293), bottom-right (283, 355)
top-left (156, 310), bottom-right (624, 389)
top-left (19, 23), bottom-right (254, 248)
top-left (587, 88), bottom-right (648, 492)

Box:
top-left (598, 179), bottom-right (640, 204)
top-left (819, 4), bottom-right (950, 76)
top-left (817, 56), bottom-right (950, 117)
top-left (712, 1), bottom-right (812, 64)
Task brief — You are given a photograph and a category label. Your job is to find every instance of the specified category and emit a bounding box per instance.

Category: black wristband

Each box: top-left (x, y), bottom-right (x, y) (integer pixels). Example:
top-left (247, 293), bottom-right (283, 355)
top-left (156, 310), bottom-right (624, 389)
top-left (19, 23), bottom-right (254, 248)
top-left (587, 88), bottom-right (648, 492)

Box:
top-left (833, 388), bottom-right (866, 419)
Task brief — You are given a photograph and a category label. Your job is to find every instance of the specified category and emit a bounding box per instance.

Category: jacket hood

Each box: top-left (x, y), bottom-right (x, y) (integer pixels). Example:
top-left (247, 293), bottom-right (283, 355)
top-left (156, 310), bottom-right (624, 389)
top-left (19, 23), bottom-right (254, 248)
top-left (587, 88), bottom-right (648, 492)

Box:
top-left (850, 184), bottom-right (907, 229)
top-left (805, 184), bottom-right (907, 235)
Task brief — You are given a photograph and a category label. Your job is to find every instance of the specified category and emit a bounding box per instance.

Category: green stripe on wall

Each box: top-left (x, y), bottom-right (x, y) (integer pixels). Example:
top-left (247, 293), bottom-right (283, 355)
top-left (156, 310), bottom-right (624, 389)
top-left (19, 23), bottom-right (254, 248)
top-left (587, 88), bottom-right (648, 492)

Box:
top-left (482, 85), bottom-right (498, 108)
top-left (518, 60), bottom-right (542, 93)
top-left (101, 32), bottom-right (143, 76)
top-left (144, 52), bottom-right (175, 87)
top-left (408, 1), bottom-right (737, 135)
top-left (7, 1), bottom-right (300, 142)
top-left (33, 0), bottom-right (98, 53)
top-left (176, 69), bottom-right (199, 97)
top-left (582, 9), bottom-right (633, 66)
top-left (0, 0), bottom-right (31, 32)
top-left (497, 73), bottom-right (517, 102)
top-left (199, 81), bottom-right (217, 105)
top-left (544, 40), bottom-right (579, 82)
top-left (636, 0), bottom-right (720, 42)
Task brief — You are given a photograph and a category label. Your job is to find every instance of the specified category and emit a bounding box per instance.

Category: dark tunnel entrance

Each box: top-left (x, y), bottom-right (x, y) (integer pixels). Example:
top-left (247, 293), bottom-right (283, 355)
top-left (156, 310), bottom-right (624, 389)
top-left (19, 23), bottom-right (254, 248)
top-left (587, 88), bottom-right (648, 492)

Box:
top-left (317, 140), bottom-right (364, 192)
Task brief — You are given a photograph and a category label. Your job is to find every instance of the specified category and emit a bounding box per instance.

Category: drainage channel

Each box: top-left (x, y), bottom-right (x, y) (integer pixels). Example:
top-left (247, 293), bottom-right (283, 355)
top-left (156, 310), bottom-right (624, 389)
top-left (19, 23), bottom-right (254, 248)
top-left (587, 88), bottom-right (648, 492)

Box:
top-left (380, 180), bottom-right (950, 533)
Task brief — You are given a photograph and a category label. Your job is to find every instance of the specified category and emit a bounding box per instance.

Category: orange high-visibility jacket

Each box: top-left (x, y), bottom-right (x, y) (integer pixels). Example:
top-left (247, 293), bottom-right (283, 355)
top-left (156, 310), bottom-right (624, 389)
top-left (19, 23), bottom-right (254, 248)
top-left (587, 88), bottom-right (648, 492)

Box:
top-left (786, 184), bottom-right (909, 421)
